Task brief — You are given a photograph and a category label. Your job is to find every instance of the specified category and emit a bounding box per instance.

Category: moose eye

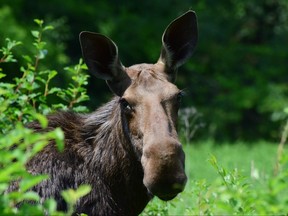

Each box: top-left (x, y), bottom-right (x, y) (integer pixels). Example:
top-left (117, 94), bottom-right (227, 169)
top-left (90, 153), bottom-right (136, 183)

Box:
top-left (120, 98), bottom-right (133, 113)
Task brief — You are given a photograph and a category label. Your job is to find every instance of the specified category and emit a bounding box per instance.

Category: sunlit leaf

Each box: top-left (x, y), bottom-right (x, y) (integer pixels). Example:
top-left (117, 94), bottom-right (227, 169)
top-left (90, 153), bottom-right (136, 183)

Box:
top-left (31, 30), bottom-right (40, 38)
top-left (19, 175), bottom-right (47, 192)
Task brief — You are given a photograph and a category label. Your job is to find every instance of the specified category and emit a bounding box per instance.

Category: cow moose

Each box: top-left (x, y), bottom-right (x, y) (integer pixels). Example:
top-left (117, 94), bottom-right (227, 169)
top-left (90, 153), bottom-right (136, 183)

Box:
top-left (23, 10), bottom-right (198, 215)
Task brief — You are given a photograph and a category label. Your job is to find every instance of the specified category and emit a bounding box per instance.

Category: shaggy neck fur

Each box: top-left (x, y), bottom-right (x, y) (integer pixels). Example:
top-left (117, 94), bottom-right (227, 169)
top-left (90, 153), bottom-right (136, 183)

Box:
top-left (82, 97), bottom-right (138, 174)
top-left (24, 97), bottom-right (151, 216)
top-left (79, 97), bottom-right (151, 215)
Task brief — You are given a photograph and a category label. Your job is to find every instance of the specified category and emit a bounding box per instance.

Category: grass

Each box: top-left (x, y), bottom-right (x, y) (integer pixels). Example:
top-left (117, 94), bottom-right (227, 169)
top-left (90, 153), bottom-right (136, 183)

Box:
top-left (185, 140), bottom-right (278, 181)
top-left (141, 140), bottom-right (288, 215)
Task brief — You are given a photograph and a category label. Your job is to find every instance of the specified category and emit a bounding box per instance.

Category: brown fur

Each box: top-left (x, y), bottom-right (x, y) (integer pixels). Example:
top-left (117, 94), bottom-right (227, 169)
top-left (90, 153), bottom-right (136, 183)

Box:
top-left (27, 99), bottom-right (149, 215)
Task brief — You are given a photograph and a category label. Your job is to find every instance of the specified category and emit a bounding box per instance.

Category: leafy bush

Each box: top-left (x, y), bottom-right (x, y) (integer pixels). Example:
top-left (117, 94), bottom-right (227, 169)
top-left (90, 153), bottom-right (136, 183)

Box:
top-left (142, 149), bottom-right (288, 215)
top-left (0, 20), bottom-right (90, 215)
top-left (2, 1), bottom-right (288, 140)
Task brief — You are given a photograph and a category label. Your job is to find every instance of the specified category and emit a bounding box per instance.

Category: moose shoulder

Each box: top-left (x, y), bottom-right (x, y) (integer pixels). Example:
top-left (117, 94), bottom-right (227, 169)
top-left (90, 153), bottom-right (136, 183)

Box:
top-left (25, 11), bottom-right (198, 215)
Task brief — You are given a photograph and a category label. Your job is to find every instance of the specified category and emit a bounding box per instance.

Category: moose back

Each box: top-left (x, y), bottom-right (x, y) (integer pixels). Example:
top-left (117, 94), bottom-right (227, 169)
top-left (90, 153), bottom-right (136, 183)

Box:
top-left (24, 11), bottom-right (198, 215)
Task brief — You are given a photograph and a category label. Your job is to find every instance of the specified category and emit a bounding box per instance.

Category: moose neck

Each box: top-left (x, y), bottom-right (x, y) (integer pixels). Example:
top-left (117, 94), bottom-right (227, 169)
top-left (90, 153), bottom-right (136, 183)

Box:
top-left (82, 97), bottom-right (151, 214)
top-left (83, 97), bottom-right (137, 165)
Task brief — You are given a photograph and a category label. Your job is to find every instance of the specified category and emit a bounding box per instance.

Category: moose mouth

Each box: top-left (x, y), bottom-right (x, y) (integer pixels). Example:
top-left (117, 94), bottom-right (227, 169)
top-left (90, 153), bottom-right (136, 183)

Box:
top-left (157, 193), bottom-right (178, 201)
top-left (147, 189), bottom-right (178, 201)
top-left (146, 181), bottom-right (187, 201)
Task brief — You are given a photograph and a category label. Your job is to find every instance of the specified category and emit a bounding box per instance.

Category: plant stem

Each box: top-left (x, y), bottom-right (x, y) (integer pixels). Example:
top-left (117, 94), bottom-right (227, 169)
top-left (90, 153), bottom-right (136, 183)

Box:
top-left (274, 119), bottom-right (288, 175)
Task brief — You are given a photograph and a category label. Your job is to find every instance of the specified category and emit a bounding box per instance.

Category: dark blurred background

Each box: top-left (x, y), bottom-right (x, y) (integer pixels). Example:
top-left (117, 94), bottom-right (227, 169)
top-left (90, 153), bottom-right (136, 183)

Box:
top-left (1, 0), bottom-right (287, 141)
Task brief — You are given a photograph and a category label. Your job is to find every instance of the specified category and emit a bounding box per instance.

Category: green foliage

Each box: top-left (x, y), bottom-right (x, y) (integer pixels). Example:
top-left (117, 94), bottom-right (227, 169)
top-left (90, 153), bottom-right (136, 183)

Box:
top-left (0, 20), bottom-right (90, 215)
top-left (141, 198), bottom-right (169, 216)
top-left (0, 39), bottom-right (22, 64)
top-left (142, 143), bottom-right (288, 215)
top-left (0, 19), bottom-right (89, 133)
top-left (1, 0), bottom-right (288, 140)
top-left (0, 123), bottom-right (64, 215)
top-left (57, 62), bottom-right (89, 112)
top-left (61, 185), bottom-right (92, 216)
top-left (186, 0), bottom-right (288, 140)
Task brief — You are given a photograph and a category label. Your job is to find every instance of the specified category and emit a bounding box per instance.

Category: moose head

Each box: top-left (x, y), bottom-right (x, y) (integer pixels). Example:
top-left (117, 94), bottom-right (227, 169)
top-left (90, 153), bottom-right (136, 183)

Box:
top-left (80, 11), bottom-right (198, 201)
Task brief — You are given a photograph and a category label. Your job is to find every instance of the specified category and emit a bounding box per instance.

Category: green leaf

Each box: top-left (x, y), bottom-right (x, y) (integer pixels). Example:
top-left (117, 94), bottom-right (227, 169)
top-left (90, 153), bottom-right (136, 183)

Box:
top-left (22, 55), bottom-right (33, 63)
top-left (43, 199), bottom-right (58, 215)
top-left (52, 128), bottom-right (64, 151)
top-left (0, 162), bottom-right (24, 181)
top-left (26, 71), bottom-right (34, 82)
top-left (34, 19), bottom-right (44, 26)
top-left (75, 185), bottom-right (91, 198)
top-left (35, 76), bottom-right (46, 84)
top-left (48, 87), bottom-right (61, 94)
top-left (19, 191), bottom-right (40, 202)
top-left (33, 113), bottom-right (48, 128)
top-left (31, 30), bottom-right (40, 38)
top-left (208, 154), bottom-right (218, 168)
top-left (61, 184), bottom-right (91, 205)
top-left (6, 38), bottom-right (22, 50)
top-left (19, 175), bottom-right (47, 192)
top-left (0, 73), bottom-right (6, 79)
top-left (37, 49), bottom-right (48, 59)
top-left (31, 140), bottom-right (50, 156)
top-left (43, 25), bottom-right (54, 31)
top-left (48, 70), bottom-right (58, 80)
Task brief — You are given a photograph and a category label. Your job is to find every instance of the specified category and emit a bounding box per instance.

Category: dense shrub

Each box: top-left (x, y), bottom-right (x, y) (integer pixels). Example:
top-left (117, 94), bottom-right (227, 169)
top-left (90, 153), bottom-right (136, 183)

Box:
top-left (0, 20), bottom-right (90, 215)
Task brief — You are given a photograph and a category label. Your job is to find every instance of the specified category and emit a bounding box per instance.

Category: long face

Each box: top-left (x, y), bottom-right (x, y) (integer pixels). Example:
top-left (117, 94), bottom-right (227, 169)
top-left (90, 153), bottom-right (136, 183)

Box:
top-left (121, 63), bottom-right (187, 200)
top-left (80, 10), bottom-right (198, 202)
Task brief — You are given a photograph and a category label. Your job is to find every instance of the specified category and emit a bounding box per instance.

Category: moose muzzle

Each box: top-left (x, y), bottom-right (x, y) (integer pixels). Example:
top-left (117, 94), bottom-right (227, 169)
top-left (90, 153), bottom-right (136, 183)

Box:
top-left (141, 138), bottom-right (187, 201)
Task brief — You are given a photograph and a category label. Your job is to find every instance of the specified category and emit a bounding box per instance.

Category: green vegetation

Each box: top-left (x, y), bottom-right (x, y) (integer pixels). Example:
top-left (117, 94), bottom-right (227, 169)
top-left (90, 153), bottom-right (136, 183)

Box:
top-left (142, 141), bottom-right (288, 215)
top-left (1, 0), bottom-right (288, 140)
top-left (0, 20), bottom-right (90, 215)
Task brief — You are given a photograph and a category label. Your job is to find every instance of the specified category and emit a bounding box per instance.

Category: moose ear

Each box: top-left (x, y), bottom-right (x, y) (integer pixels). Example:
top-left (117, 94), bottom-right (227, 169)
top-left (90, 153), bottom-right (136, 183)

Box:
top-left (79, 31), bottom-right (131, 96)
top-left (158, 10), bottom-right (198, 81)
